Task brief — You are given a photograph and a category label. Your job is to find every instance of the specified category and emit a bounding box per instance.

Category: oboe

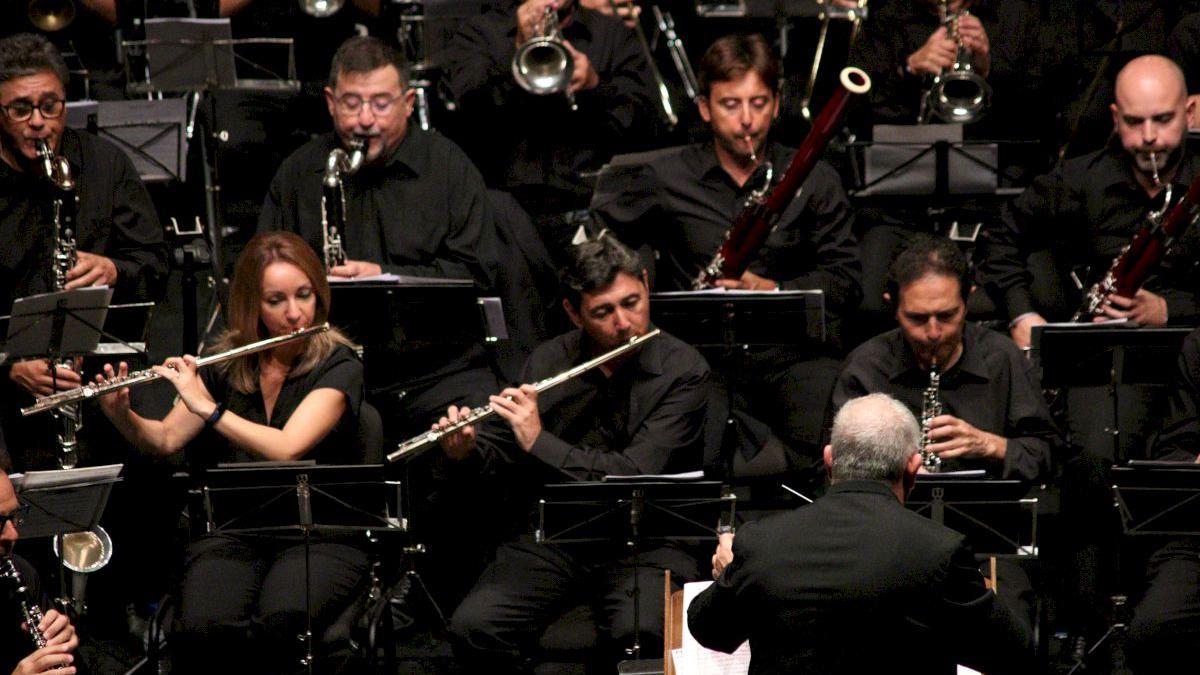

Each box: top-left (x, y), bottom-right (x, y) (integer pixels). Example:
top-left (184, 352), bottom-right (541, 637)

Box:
top-left (0, 557), bottom-right (48, 649)
top-left (388, 329), bottom-right (661, 463)
top-left (21, 324), bottom-right (330, 416)
top-left (920, 360), bottom-right (944, 472)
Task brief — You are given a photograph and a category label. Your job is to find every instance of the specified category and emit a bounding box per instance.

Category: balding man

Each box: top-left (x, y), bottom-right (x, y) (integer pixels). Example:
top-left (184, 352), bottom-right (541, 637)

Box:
top-left (688, 393), bottom-right (1032, 675)
top-left (981, 54), bottom-right (1200, 349)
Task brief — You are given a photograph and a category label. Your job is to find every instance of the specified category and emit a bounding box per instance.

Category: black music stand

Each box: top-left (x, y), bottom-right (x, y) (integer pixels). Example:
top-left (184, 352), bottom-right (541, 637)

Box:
top-left (536, 479), bottom-right (733, 659)
top-left (907, 477), bottom-right (1040, 558)
top-left (1034, 323), bottom-right (1190, 463)
top-left (200, 463), bottom-right (402, 673)
top-left (1112, 462), bottom-right (1200, 536)
top-left (650, 290), bottom-right (825, 348)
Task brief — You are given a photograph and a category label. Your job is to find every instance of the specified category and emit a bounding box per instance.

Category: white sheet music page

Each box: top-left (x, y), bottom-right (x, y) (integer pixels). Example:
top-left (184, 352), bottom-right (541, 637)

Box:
top-left (680, 580), bottom-right (750, 675)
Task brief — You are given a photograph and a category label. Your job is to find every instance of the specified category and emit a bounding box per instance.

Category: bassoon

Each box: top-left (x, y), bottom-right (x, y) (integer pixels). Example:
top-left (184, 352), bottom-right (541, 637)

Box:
top-left (693, 66), bottom-right (871, 289)
top-left (1074, 171), bottom-right (1200, 321)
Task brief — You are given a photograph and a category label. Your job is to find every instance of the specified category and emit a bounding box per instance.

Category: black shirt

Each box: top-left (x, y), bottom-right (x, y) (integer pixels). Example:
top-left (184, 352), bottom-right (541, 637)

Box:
top-left (1170, 13), bottom-right (1200, 95)
top-left (591, 142), bottom-right (861, 311)
top-left (444, 6), bottom-right (658, 214)
top-left (259, 128), bottom-right (494, 284)
top-left (197, 343), bottom-right (364, 466)
top-left (1151, 326), bottom-right (1200, 461)
top-left (847, 0), bottom-right (1044, 140)
top-left (474, 328), bottom-right (711, 481)
top-left (0, 128), bottom-right (167, 312)
top-left (832, 322), bottom-right (1058, 482)
top-left (980, 142), bottom-right (1200, 322)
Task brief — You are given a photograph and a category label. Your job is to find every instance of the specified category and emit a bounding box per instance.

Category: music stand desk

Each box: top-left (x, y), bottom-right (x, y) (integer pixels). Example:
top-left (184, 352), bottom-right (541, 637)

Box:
top-left (650, 290), bottom-right (825, 348)
top-left (12, 464), bottom-right (123, 540)
top-left (1113, 463), bottom-right (1200, 537)
top-left (1033, 323), bottom-right (1190, 388)
top-left (907, 477), bottom-right (1039, 559)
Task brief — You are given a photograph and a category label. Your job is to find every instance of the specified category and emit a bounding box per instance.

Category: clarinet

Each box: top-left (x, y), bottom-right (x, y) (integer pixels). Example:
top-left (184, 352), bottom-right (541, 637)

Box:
top-left (693, 67), bottom-right (871, 289)
top-left (35, 138), bottom-right (82, 469)
top-left (1074, 158), bottom-right (1200, 321)
top-left (0, 557), bottom-right (48, 649)
top-left (920, 361), bottom-right (944, 473)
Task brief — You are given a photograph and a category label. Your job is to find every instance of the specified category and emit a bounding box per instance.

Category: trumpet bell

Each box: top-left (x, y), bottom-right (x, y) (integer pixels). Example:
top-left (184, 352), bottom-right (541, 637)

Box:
top-left (512, 38), bottom-right (574, 96)
top-left (28, 0), bottom-right (75, 32)
top-left (930, 69), bottom-right (992, 124)
top-left (299, 0), bottom-right (344, 18)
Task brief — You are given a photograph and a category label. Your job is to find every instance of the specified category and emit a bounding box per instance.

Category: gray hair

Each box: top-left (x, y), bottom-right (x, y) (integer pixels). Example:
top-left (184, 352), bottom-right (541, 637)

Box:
top-left (829, 393), bottom-right (921, 484)
top-left (0, 33), bottom-right (69, 88)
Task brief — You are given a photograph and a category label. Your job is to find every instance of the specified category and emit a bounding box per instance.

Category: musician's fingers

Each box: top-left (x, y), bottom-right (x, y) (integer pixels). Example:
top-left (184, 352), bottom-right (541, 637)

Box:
top-left (518, 384), bottom-right (538, 402)
top-left (489, 394), bottom-right (520, 416)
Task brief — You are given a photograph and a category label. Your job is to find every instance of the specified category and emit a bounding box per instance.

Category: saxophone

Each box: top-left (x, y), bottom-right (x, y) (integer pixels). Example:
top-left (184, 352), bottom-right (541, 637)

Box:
top-left (920, 360), bottom-right (944, 472)
top-left (320, 136), bottom-right (367, 271)
top-left (0, 557), bottom-right (48, 649)
top-left (36, 138), bottom-right (81, 469)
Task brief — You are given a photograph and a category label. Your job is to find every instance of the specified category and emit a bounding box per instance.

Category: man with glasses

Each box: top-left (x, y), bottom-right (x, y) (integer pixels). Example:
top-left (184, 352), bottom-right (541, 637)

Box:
top-left (0, 470), bottom-right (80, 674)
top-left (0, 33), bottom-right (166, 470)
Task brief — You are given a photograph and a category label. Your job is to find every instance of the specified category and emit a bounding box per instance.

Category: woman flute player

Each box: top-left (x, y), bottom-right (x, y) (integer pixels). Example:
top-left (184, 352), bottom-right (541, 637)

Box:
top-left (94, 231), bottom-right (367, 673)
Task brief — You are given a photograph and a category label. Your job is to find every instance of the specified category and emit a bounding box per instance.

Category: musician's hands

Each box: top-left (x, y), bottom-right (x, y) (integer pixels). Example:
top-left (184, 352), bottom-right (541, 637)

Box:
top-left (490, 384), bottom-right (542, 452)
top-left (925, 414), bottom-right (1006, 463)
top-left (39, 609), bottom-right (76, 648)
top-left (579, 0), bottom-right (641, 28)
top-left (153, 355), bottom-right (217, 419)
top-left (711, 531), bottom-right (735, 580)
top-left (956, 12), bottom-right (991, 76)
top-left (11, 642), bottom-right (75, 675)
top-left (517, 0), bottom-right (557, 45)
top-left (96, 362), bottom-right (133, 420)
top-left (1009, 313), bottom-right (1046, 352)
top-left (907, 26), bottom-right (957, 76)
top-left (436, 405), bottom-right (478, 461)
top-left (8, 360), bottom-right (82, 397)
top-left (564, 41), bottom-right (600, 94)
top-left (1094, 289), bottom-right (1169, 326)
top-left (714, 270), bottom-right (778, 291)
top-left (64, 251), bottom-right (119, 289)
top-left (328, 260), bottom-right (382, 279)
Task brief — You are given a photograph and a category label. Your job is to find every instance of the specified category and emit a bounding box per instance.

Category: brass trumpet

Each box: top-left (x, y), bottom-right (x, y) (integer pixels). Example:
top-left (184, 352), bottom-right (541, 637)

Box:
top-left (919, 0), bottom-right (991, 124)
top-left (513, 5), bottom-right (578, 111)
top-left (28, 0), bottom-right (75, 32)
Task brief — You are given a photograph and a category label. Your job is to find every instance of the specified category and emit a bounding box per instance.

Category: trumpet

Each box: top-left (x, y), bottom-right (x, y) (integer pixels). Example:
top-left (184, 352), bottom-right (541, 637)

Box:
top-left (298, 0), bottom-right (343, 17)
top-left (513, 5), bottom-right (578, 111)
top-left (21, 324), bottom-right (330, 417)
top-left (918, 0), bottom-right (991, 124)
top-left (388, 328), bottom-right (661, 463)
top-left (321, 137), bottom-right (367, 270)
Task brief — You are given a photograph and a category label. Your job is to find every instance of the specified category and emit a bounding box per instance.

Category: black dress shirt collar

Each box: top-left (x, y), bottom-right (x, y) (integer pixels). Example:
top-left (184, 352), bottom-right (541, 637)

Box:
top-left (886, 322), bottom-right (993, 384)
top-left (566, 327), bottom-right (666, 378)
top-left (310, 127), bottom-right (427, 178)
top-left (827, 479), bottom-right (902, 504)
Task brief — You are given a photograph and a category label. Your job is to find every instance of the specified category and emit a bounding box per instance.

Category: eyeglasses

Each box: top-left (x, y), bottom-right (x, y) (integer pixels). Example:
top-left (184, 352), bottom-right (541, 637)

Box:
top-left (0, 98), bottom-right (65, 122)
top-left (334, 94), bottom-right (401, 116)
top-left (0, 504), bottom-right (30, 530)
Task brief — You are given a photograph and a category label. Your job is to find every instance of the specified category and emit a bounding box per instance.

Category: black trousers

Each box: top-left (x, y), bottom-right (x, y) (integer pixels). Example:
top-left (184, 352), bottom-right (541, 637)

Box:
top-left (1127, 539), bottom-right (1200, 672)
top-left (449, 538), bottom-right (701, 674)
top-left (170, 533), bottom-right (369, 674)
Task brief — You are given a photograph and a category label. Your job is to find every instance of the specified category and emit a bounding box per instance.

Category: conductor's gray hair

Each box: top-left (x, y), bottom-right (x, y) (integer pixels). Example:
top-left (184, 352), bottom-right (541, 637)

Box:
top-left (829, 393), bottom-right (921, 484)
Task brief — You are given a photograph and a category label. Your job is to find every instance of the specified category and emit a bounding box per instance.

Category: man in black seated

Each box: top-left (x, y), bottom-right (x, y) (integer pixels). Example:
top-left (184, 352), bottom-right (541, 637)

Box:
top-left (689, 393), bottom-right (1032, 675)
top-left (259, 35), bottom-right (501, 434)
top-left (592, 33), bottom-right (860, 480)
top-left (0, 469), bottom-right (80, 675)
top-left (435, 234), bottom-right (710, 672)
top-left (1126, 325), bottom-right (1200, 672)
top-left (832, 236), bottom-right (1058, 482)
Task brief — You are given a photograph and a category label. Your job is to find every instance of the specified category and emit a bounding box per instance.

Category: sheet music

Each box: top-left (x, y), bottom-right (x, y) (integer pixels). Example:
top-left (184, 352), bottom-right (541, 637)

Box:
top-left (12, 464), bottom-right (123, 491)
top-left (603, 470), bottom-right (705, 482)
top-left (654, 288), bottom-right (822, 298)
top-left (329, 274), bottom-right (472, 286)
top-left (679, 581), bottom-right (750, 675)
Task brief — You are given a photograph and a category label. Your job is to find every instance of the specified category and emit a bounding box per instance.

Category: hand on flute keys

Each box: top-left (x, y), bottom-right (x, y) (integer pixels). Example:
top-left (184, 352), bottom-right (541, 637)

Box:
top-left (437, 405), bottom-right (478, 461)
top-left (95, 361), bottom-right (133, 420)
top-left (152, 356), bottom-right (218, 420)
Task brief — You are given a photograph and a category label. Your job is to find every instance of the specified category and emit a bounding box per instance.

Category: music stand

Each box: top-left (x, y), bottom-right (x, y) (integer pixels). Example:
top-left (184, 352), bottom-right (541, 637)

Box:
top-left (1034, 323), bottom-right (1190, 462)
top-left (1112, 462), bottom-right (1200, 536)
top-left (859, 124), bottom-right (999, 197)
top-left (11, 464), bottom-right (123, 612)
top-left (536, 479), bottom-right (732, 659)
top-left (94, 99), bottom-right (189, 183)
top-left (200, 463), bottom-right (402, 673)
top-left (1, 288), bottom-right (112, 365)
top-left (650, 290), bottom-right (825, 347)
top-left (907, 477), bottom-right (1040, 558)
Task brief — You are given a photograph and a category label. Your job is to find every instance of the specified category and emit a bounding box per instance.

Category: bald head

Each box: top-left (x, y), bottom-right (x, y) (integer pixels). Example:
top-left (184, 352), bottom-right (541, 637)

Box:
top-left (827, 393), bottom-right (921, 485)
top-left (1111, 55), bottom-right (1193, 185)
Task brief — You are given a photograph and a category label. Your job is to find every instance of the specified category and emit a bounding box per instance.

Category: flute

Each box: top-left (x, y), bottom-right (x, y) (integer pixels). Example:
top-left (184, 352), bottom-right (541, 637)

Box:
top-left (387, 329), bottom-right (661, 463)
top-left (21, 324), bottom-right (330, 417)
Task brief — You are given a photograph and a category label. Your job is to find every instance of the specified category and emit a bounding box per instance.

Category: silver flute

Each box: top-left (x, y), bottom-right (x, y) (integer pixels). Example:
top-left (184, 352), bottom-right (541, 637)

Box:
top-left (0, 557), bottom-right (48, 649)
top-left (920, 360), bottom-right (944, 472)
top-left (21, 324), bottom-right (330, 416)
top-left (388, 328), bottom-right (661, 463)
